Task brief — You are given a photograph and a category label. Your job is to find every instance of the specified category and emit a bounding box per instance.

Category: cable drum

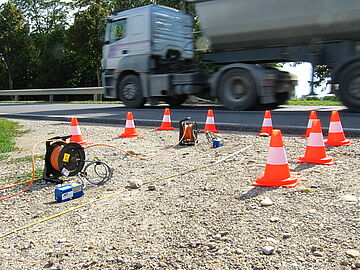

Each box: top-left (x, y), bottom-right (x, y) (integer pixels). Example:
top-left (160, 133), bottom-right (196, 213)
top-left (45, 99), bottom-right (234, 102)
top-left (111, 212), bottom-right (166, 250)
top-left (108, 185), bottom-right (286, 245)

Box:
top-left (45, 142), bottom-right (85, 178)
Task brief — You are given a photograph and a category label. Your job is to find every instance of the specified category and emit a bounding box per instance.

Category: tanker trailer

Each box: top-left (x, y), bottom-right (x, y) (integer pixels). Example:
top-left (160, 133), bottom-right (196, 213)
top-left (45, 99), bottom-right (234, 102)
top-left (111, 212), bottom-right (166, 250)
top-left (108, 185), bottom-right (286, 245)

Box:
top-left (193, 0), bottom-right (360, 111)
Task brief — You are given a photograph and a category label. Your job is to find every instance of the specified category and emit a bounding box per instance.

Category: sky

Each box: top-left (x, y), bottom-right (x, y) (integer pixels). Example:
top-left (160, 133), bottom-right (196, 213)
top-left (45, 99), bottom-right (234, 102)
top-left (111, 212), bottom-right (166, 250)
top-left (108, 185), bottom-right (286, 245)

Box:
top-left (282, 63), bottom-right (331, 98)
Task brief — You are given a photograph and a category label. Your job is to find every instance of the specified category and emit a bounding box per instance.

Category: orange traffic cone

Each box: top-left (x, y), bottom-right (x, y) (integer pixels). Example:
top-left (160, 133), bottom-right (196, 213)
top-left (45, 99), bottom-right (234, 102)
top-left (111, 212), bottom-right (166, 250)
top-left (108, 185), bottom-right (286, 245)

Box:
top-left (202, 109), bottom-right (219, 133)
top-left (258, 110), bottom-right (273, 135)
top-left (156, 108), bottom-right (175, 131)
top-left (301, 110), bottom-right (317, 137)
top-left (118, 112), bottom-right (140, 138)
top-left (253, 129), bottom-right (298, 187)
top-left (324, 111), bottom-right (351, 146)
top-left (297, 119), bottom-right (334, 165)
top-left (70, 117), bottom-right (90, 145)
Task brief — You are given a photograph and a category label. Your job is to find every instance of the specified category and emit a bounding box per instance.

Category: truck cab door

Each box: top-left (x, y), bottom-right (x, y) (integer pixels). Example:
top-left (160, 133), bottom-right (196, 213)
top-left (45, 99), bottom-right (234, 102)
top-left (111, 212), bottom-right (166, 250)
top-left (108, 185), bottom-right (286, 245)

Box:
top-left (103, 18), bottom-right (129, 70)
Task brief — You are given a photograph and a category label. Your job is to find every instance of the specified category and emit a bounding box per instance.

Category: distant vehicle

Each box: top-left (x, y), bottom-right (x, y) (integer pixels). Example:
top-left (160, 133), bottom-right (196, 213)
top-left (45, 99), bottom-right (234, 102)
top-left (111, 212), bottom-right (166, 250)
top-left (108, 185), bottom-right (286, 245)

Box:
top-left (101, 0), bottom-right (360, 111)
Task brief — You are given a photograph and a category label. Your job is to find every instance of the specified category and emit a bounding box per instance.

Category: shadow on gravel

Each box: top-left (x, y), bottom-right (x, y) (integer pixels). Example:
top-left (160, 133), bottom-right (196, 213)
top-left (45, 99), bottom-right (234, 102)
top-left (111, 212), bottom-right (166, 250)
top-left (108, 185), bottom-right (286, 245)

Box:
top-left (293, 163), bottom-right (316, 172)
top-left (237, 186), bottom-right (279, 200)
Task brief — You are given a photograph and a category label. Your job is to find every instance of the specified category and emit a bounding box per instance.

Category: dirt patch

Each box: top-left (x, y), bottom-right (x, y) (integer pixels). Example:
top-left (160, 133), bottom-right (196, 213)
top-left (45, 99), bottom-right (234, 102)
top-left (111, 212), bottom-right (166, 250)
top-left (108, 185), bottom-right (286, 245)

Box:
top-left (0, 119), bottom-right (359, 270)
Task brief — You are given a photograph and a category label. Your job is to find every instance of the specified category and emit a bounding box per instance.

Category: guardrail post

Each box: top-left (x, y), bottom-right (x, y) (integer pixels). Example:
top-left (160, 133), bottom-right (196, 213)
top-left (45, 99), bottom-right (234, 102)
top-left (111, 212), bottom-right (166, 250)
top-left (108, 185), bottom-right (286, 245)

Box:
top-left (14, 95), bottom-right (19, 101)
top-left (49, 95), bottom-right (54, 102)
top-left (93, 94), bottom-right (102, 102)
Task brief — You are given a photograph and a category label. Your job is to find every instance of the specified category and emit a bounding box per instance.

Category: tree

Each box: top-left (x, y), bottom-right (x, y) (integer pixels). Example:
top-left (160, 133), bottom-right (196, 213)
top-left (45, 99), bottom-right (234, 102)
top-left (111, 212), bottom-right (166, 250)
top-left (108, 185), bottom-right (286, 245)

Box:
top-left (66, 0), bottom-right (110, 86)
top-left (0, 1), bottom-right (32, 89)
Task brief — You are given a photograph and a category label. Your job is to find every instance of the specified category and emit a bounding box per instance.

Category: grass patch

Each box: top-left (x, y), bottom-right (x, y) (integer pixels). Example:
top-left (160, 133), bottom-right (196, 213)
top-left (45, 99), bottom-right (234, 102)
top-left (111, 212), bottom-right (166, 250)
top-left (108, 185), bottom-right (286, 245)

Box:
top-left (23, 168), bottom-right (44, 180)
top-left (0, 118), bottom-right (27, 154)
top-left (287, 100), bottom-right (342, 106)
top-left (0, 167), bottom-right (43, 183)
top-left (0, 154), bottom-right (10, 161)
top-left (9, 154), bottom-right (44, 163)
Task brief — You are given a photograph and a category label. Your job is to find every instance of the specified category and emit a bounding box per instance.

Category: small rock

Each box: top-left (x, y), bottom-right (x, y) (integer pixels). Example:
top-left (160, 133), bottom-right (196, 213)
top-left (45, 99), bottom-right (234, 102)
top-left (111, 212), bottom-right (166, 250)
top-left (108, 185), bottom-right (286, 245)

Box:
top-left (308, 209), bottom-right (317, 214)
top-left (215, 249), bottom-right (226, 255)
top-left (261, 246), bottom-right (275, 255)
top-left (235, 248), bottom-right (244, 255)
top-left (43, 261), bottom-right (54, 268)
top-left (313, 251), bottom-right (323, 257)
top-left (311, 246), bottom-right (323, 252)
top-left (148, 185), bottom-right (156, 191)
top-left (129, 179), bottom-right (143, 189)
top-left (159, 262), bottom-right (168, 267)
top-left (106, 257), bottom-right (116, 263)
top-left (260, 197), bottom-right (274, 207)
top-left (135, 261), bottom-right (144, 268)
top-left (355, 261), bottom-right (360, 268)
top-left (266, 238), bottom-right (279, 244)
top-left (213, 234), bottom-right (221, 240)
top-left (207, 243), bottom-right (216, 250)
top-left (219, 231), bottom-right (229, 237)
top-left (282, 233), bottom-right (292, 239)
top-left (57, 238), bottom-right (67, 243)
top-left (300, 188), bottom-right (312, 194)
top-left (346, 249), bottom-right (360, 258)
top-left (270, 217), bottom-right (280, 222)
top-left (259, 133), bottom-right (270, 137)
top-left (341, 195), bottom-right (358, 203)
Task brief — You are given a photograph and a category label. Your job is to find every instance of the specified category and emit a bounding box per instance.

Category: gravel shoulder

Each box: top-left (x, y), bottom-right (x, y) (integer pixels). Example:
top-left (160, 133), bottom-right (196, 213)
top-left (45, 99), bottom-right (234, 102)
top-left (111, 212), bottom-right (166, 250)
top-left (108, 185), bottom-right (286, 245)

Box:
top-left (0, 118), bottom-right (359, 270)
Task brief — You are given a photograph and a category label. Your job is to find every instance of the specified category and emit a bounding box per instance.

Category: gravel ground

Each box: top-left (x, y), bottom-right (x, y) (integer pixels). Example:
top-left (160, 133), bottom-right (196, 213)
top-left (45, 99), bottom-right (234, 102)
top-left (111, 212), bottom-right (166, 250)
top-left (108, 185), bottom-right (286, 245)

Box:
top-left (0, 118), bottom-right (359, 270)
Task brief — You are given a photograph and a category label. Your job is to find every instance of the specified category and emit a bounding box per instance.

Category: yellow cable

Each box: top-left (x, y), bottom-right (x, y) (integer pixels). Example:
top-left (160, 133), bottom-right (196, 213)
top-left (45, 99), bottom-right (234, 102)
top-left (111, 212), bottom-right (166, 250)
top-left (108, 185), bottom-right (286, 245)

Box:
top-left (0, 144), bottom-right (252, 239)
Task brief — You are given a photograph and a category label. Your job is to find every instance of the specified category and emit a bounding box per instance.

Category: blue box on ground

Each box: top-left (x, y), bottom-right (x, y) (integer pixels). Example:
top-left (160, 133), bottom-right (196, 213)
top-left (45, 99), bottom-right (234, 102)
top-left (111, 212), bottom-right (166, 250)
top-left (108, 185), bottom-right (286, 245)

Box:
top-left (212, 139), bottom-right (224, 148)
top-left (55, 183), bottom-right (84, 202)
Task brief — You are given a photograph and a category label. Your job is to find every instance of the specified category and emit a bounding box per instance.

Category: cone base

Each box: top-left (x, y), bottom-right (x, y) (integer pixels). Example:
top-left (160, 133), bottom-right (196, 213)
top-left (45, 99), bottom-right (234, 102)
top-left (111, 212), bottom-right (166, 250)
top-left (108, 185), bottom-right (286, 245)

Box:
top-left (324, 139), bottom-right (351, 146)
top-left (118, 133), bottom-right (139, 138)
top-left (156, 126), bottom-right (175, 131)
top-left (75, 140), bottom-right (90, 145)
top-left (253, 175), bottom-right (299, 188)
top-left (202, 129), bottom-right (219, 133)
top-left (297, 155), bottom-right (334, 165)
top-left (70, 138), bottom-right (90, 145)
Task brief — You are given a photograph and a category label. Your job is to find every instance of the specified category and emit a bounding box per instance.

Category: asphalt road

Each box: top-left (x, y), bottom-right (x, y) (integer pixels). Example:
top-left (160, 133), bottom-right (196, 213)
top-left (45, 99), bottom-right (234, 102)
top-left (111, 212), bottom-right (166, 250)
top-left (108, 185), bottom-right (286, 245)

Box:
top-left (0, 103), bottom-right (359, 136)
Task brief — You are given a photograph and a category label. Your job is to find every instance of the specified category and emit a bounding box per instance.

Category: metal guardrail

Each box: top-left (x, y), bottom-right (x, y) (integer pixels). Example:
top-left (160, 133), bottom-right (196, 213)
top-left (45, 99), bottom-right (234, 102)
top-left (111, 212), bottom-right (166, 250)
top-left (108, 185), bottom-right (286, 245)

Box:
top-left (0, 87), bottom-right (104, 101)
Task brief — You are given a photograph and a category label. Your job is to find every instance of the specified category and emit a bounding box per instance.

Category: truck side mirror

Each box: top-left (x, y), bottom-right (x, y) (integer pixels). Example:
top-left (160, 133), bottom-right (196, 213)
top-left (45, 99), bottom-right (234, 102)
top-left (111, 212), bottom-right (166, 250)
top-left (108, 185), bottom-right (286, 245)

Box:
top-left (98, 18), bottom-right (106, 42)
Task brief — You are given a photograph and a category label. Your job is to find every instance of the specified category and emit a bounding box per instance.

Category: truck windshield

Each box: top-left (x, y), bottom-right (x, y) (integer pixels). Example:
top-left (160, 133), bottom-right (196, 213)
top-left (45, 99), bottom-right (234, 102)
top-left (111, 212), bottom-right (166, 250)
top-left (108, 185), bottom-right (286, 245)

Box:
top-left (109, 19), bottom-right (127, 43)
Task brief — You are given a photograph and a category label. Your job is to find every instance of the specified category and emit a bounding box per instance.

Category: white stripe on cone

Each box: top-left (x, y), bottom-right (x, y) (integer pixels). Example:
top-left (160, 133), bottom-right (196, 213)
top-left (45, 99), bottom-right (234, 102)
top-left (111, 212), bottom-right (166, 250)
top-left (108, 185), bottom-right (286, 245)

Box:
top-left (71, 126), bottom-right (81, 135)
top-left (308, 132), bottom-right (325, 147)
top-left (262, 118), bottom-right (272, 127)
top-left (267, 147), bottom-right (288, 165)
top-left (307, 119), bottom-right (314, 129)
top-left (329, 121), bottom-right (343, 133)
top-left (162, 115), bottom-right (171, 122)
top-left (206, 117), bottom-right (215, 125)
top-left (126, 120), bottom-right (135, 128)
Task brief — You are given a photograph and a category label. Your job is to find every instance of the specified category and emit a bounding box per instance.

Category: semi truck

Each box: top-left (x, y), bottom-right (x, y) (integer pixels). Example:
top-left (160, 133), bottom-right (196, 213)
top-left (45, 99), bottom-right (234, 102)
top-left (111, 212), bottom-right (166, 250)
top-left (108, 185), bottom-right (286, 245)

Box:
top-left (101, 0), bottom-right (360, 112)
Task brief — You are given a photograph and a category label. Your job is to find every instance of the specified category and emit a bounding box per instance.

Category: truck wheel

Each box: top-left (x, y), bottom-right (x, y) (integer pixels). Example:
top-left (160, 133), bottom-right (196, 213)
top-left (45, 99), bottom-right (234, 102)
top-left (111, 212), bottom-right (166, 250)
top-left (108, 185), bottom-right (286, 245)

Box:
top-left (165, 95), bottom-right (188, 107)
top-left (339, 63), bottom-right (360, 112)
top-left (118, 75), bottom-right (145, 108)
top-left (218, 69), bottom-right (257, 110)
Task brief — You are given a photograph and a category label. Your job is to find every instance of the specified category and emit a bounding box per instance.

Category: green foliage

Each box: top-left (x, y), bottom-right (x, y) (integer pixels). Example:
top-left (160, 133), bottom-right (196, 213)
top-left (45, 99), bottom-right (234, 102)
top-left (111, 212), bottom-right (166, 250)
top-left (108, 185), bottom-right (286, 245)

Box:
top-left (66, 0), bottom-right (110, 87)
top-left (0, 1), bottom-right (32, 89)
top-left (0, 0), bottom-right (329, 93)
top-left (287, 99), bottom-right (341, 106)
top-left (0, 118), bottom-right (25, 153)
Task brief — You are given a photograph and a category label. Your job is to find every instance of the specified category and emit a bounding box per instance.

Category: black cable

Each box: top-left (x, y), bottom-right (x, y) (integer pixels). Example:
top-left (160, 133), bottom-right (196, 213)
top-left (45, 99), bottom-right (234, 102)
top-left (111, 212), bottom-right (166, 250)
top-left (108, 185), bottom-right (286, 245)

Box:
top-left (78, 160), bottom-right (113, 186)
